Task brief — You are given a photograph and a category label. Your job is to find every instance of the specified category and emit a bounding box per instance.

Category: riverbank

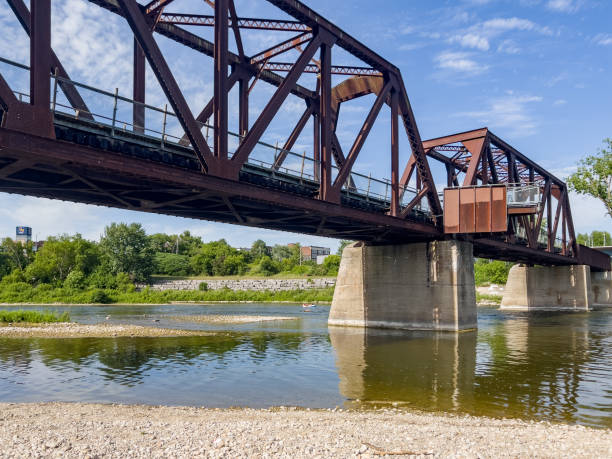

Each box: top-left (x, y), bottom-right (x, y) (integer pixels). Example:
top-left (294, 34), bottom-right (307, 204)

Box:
top-left (0, 403), bottom-right (609, 458)
top-left (0, 323), bottom-right (215, 338)
top-left (0, 286), bottom-right (335, 305)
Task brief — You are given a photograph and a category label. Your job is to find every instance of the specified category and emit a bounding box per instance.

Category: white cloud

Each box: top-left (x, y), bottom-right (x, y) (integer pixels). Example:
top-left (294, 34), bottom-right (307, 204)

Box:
top-left (449, 17), bottom-right (552, 54)
top-left (553, 99), bottom-right (567, 106)
top-left (594, 34), bottom-right (612, 46)
top-left (435, 51), bottom-right (488, 75)
top-left (481, 17), bottom-right (553, 35)
top-left (450, 33), bottom-right (490, 51)
top-left (497, 39), bottom-right (521, 54)
top-left (546, 0), bottom-right (581, 13)
top-left (456, 93), bottom-right (543, 136)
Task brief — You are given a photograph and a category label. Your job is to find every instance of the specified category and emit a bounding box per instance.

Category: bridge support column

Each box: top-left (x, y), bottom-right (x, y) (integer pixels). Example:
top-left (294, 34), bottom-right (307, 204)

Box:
top-left (501, 264), bottom-right (594, 310)
top-left (329, 241), bottom-right (477, 331)
top-left (590, 271), bottom-right (612, 308)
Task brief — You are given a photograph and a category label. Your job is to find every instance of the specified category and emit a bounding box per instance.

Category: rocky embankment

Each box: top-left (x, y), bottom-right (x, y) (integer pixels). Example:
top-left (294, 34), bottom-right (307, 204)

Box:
top-left (138, 277), bottom-right (336, 292)
top-left (0, 403), bottom-right (609, 458)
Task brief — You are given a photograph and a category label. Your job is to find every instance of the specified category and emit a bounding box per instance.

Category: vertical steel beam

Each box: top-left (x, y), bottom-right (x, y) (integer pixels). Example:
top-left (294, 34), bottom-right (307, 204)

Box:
top-left (8, 0), bottom-right (92, 119)
top-left (319, 42), bottom-right (333, 201)
top-left (214, 0), bottom-right (229, 159)
top-left (239, 75), bottom-right (249, 138)
top-left (313, 110), bottom-right (320, 182)
top-left (30, 0), bottom-right (51, 108)
top-left (133, 38), bottom-right (146, 133)
top-left (547, 183), bottom-right (553, 251)
top-left (390, 88), bottom-right (399, 217)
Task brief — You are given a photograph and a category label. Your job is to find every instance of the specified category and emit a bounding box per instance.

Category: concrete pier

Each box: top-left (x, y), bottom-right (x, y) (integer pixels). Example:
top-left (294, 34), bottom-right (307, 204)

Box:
top-left (501, 264), bottom-right (611, 310)
top-left (329, 240), bottom-right (477, 331)
top-left (591, 271), bottom-right (612, 307)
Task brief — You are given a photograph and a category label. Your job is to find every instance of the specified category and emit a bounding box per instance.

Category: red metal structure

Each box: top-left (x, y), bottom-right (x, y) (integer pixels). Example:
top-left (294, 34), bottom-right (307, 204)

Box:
top-left (0, 0), bottom-right (608, 271)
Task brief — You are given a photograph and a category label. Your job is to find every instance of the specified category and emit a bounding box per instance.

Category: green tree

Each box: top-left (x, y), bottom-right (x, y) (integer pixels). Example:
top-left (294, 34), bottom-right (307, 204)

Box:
top-left (321, 254), bottom-right (341, 275)
top-left (250, 239), bottom-right (269, 259)
top-left (25, 234), bottom-right (100, 285)
top-left (567, 139), bottom-right (612, 217)
top-left (271, 244), bottom-right (293, 262)
top-left (577, 230), bottom-right (612, 247)
top-left (0, 237), bottom-right (35, 272)
top-left (99, 223), bottom-right (154, 282)
top-left (250, 255), bottom-right (280, 276)
top-left (190, 239), bottom-right (243, 276)
top-left (153, 252), bottom-right (191, 276)
top-left (474, 259), bottom-right (513, 286)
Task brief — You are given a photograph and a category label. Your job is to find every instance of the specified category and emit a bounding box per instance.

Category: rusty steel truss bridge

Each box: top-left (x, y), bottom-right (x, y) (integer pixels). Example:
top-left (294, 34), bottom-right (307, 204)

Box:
top-left (0, 0), bottom-right (608, 270)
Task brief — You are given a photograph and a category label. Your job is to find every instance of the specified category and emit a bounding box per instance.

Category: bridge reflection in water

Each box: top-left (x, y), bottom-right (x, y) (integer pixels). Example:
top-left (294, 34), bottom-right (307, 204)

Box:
top-left (329, 310), bottom-right (611, 428)
top-left (330, 328), bottom-right (477, 412)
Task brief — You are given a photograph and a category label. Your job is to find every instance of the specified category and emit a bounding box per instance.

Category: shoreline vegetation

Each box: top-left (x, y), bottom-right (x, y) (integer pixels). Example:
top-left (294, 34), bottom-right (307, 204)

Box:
top-left (0, 309), bottom-right (70, 323)
top-left (0, 403), bottom-right (609, 457)
top-left (0, 288), bottom-right (503, 306)
top-left (0, 286), bottom-right (335, 305)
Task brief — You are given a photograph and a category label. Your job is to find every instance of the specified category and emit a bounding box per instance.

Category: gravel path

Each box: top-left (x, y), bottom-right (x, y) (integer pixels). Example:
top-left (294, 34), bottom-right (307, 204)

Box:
top-left (0, 323), bottom-right (213, 338)
top-left (0, 403), bottom-right (609, 458)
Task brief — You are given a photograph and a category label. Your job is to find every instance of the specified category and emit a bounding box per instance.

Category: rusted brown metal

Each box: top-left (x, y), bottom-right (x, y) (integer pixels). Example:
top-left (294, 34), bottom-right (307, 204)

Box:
top-left (0, 0), bottom-right (599, 271)
top-left (133, 39), bottom-right (145, 133)
top-left (444, 185), bottom-right (507, 234)
top-left (158, 13), bottom-right (311, 32)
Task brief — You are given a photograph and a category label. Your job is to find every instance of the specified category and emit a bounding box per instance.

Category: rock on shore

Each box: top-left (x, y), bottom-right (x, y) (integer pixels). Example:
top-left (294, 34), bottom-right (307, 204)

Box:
top-left (0, 323), bottom-right (213, 338)
top-left (0, 403), bottom-right (610, 458)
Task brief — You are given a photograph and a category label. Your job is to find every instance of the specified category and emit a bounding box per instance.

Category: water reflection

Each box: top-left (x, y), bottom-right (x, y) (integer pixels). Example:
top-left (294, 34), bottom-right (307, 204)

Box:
top-left (330, 328), bottom-right (477, 411)
top-left (0, 306), bottom-right (610, 427)
top-left (330, 311), bottom-right (612, 428)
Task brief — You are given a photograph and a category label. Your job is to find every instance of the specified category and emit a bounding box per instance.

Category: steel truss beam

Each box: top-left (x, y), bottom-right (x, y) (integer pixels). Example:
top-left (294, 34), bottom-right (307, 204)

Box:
top-left (0, 0), bottom-right (596, 269)
top-left (423, 127), bottom-right (579, 258)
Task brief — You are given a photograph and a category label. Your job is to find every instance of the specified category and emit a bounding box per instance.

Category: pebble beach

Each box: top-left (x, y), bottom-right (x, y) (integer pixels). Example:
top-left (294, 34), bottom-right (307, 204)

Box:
top-left (0, 403), bottom-right (610, 458)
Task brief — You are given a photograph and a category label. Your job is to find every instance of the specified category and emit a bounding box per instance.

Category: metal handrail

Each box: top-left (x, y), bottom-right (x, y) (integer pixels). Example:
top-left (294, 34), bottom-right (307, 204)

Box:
top-left (0, 55), bottom-right (430, 216)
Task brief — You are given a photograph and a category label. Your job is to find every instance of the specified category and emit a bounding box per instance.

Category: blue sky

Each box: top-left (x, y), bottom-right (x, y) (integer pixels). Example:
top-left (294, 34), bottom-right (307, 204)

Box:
top-left (0, 0), bottom-right (610, 248)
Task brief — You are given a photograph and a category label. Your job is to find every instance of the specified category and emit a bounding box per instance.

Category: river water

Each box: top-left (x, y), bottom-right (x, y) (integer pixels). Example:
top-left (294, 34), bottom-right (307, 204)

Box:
top-left (0, 304), bottom-right (610, 428)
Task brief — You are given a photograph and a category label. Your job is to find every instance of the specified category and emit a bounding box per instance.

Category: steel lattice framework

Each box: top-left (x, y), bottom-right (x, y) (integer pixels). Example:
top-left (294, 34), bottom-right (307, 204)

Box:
top-left (0, 0), bottom-right (608, 271)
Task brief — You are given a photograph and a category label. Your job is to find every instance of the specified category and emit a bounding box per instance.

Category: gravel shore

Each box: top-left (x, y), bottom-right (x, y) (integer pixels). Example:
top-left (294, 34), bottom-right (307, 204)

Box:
top-left (0, 403), bottom-right (609, 458)
top-left (0, 323), bottom-right (213, 338)
top-left (168, 315), bottom-right (297, 324)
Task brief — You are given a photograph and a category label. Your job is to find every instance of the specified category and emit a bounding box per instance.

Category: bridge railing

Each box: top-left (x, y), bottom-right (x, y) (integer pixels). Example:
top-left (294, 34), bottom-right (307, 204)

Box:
top-left (506, 183), bottom-right (542, 208)
top-left (0, 56), bottom-right (431, 219)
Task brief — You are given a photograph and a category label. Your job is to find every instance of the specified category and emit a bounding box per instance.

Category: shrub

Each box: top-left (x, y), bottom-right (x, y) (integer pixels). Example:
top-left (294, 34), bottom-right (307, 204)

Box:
top-left (0, 309), bottom-right (70, 323)
top-left (198, 281), bottom-right (209, 291)
top-left (64, 269), bottom-right (85, 289)
top-left (474, 259), bottom-right (513, 286)
top-left (89, 289), bottom-right (112, 304)
top-left (153, 252), bottom-right (191, 276)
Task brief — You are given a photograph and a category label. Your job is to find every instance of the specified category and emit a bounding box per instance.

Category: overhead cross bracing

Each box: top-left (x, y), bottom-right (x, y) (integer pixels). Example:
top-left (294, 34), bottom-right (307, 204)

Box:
top-left (0, 0), bottom-right (608, 271)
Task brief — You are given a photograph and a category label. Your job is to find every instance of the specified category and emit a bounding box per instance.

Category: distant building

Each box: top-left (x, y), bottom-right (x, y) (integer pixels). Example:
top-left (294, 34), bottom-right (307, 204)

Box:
top-left (301, 245), bottom-right (330, 262)
top-left (15, 226), bottom-right (32, 244)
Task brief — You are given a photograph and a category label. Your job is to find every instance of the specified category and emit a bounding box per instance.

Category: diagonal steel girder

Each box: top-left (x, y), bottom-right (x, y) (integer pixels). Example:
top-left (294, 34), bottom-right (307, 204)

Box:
top-left (116, 0), bottom-right (215, 172)
top-left (7, 0), bottom-right (93, 120)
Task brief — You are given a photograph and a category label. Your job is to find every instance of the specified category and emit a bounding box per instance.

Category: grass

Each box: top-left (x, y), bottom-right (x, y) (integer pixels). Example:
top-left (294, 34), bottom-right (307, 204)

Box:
top-left (476, 293), bottom-right (503, 305)
top-left (0, 309), bottom-right (70, 323)
top-left (0, 283), bottom-right (335, 305)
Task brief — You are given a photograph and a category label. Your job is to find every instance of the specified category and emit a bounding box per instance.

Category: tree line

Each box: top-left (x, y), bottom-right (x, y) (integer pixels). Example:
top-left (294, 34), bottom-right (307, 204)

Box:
top-left (0, 223), bottom-right (342, 293)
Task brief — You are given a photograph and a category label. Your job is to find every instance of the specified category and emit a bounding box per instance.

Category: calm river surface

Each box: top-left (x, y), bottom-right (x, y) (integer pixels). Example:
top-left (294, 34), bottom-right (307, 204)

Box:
top-left (0, 304), bottom-right (610, 428)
